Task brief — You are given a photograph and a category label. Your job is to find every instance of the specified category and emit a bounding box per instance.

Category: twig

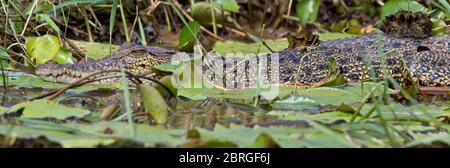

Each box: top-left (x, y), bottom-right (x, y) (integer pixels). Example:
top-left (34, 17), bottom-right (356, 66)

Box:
top-left (261, 40), bottom-right (274, 53)
top-left (419, 87), bottom-right (450, 95)
top-left (60, 36), bottom-right (86, 61)
top-left (88, 6), bottom-right (104, 30)
top-left (20, 0), bottom-right (40, 36)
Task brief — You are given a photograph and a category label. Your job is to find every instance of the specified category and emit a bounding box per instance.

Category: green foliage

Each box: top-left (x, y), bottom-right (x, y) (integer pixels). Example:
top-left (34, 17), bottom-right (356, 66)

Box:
top-left (178, 21), bottom-right (201, 51)
top-left (381, 0), bottom-right (426, 19)
top-left (191, 2), bottom-right (224, 26)
top-left (296, 0), bottom-right (320, 25)
top-left (9, 99), bottom-right (91, 119)
top-left (25, 35), bottom-right (60, 65)
top-left (138, 85), bottom-right (169, 124)
top-left (69, 40), bottom-right (120, 60)
top-left (213, 0), bottom-right (240, 13)
top-left (109, 0), bottom-right (119, 44)
top-left (252, 133), bottom-right (281, 148)
top-left (213, 39), bottom-right (288, 55)
top-left (25, 35), bottom-right (73, 65)
top-left (0, 47), bottom-right (9, 69)
top-left (0, 106), bottom-right (9, 115)
top-left (37, 14), bottom-right (61, 34)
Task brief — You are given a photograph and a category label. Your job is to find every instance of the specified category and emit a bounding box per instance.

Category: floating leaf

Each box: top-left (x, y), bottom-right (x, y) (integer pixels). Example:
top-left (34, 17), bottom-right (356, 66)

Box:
top-left (68, 40), bottom-right (120, 59)
top-left (25, 35), bottom-right (61, 65)
top-left (68, 121), bottom-right (186, 147)
top-left (213, 39), bottom-right (288, 55)
top-left (0, 124), bottom-right (115, 148)
top-left (252, 133), bottom-right (281, 148)
top-left (9, 99), bottom-right (91, 119)
top-left (272, 95), bottom-right (319, 111)
top-left (53, 48), bottom-right (74, 64)
top-left (197, 124), bottom-right (357, 147)
top-left (138, 85), bottom-right (169, 124)
top-left (295, 87), bottom-right (359, 106)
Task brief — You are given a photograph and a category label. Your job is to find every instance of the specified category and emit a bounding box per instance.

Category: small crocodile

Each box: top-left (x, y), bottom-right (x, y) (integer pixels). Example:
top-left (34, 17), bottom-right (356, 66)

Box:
top-left (35, 12), bottom-right (450, 88)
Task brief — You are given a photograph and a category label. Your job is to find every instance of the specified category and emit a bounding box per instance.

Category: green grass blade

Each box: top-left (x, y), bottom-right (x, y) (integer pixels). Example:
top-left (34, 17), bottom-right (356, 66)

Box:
top-left (109, 0), bottom-right (119, 52)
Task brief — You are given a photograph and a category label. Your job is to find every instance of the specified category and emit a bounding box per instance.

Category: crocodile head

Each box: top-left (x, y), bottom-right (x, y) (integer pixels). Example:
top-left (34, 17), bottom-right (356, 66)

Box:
top-left (35, 44), bottom-right (176, 84)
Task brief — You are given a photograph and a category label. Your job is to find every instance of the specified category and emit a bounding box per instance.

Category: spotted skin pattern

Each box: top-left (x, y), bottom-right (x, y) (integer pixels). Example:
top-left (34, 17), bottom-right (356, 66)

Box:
top-left (202, 33), bottom-right (449, 88)
top-left (36, 33), bottom-right (449, 88)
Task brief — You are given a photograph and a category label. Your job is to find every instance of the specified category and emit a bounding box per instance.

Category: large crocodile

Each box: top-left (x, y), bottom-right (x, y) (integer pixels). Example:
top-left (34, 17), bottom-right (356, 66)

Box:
top-left (35, 12), bottom-right (450, 88)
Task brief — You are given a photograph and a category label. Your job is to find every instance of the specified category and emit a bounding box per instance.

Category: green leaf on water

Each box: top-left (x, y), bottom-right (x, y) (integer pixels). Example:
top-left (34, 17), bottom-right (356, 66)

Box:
top-left (25, 35), bottom-right (61, 65)
top-left (68, 40), bottom-right (120, 59)
top-left (0, 123), bottom-right (115, 148)
top-left (53, 47), bottom-right (74, 64)
top-left (9, 99), bottom-right (91, 120)
top-left (138, 85), bottom-right (169, 124)
top-left (252, 133), bottom-right (281, 148)
top-left (361, 103), bottom-right (444, 122)
top-left (178, 21), bottom-right (201, 51)
top-left (295, 87), bottom-right (359, 106)
top-left (406, 132), bottom-right (450, 147)
top-left (213, 39), bottom-right (288, 55)
top-left (269, 110), bottom-right (353, 124)
top-left (68, 121), bottom-right (186, 147)
top-left (197, 124), bottom-right (358, 148)
top-left (272, 95), bottom-right (320, 111)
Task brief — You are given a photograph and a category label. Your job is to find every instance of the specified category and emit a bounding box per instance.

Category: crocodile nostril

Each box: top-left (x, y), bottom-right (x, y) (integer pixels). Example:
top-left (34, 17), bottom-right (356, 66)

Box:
top-left (417, 46), bottom-right (430, 52)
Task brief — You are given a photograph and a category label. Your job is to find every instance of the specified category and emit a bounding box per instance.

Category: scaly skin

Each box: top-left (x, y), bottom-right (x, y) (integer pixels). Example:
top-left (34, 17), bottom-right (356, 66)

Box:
top-left (35, 44), bottom-right (174, 84)
top-left (35, 33), bottom-right (450, 87)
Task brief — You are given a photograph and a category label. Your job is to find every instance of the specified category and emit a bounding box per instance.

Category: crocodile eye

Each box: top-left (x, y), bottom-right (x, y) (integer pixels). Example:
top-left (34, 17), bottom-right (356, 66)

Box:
top-left (417, 46), bottom-right (430, 52)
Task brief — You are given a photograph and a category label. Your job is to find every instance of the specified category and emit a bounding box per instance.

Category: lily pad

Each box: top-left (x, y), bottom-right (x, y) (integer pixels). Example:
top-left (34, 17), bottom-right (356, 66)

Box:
top-left (213, 39), bottom-right (288, 55)
top-left (67, 121), bottom-right (186, 147)
top-left (9, 99), bottom-right (91, 119)
top-left (68, 40), bottom-right (120, 60)
top-left (197, 124), bottom-right (358, 148)
top-left (0, 124), bottom-right (115, 148)
top-left (269, 110), bottom-right (353, 124)
top-left (25, 35), bottom-right (61, 65)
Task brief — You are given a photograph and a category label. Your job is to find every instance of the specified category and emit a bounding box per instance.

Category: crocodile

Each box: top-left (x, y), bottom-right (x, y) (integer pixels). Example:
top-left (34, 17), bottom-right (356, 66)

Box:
top-left (35, 12), bottom-right (450, 88)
